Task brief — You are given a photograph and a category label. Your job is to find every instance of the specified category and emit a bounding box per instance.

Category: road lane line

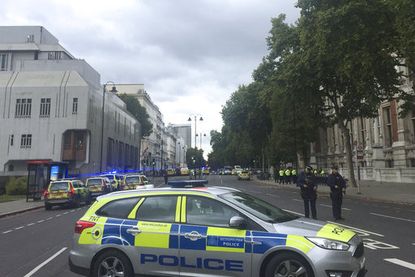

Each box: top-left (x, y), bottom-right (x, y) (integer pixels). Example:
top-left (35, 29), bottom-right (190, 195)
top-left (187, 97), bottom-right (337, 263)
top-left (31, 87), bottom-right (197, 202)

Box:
top-left (63, 212), bottom-right (69, 215)
top-left (55, 214), bottom-right (61, 217)
top-left (37, 220), bottom-right (44, 223)
top-left (283, 209), bottom-right (304, 216)
top-left (319, 204), bottom-right (351, 211)
top-left (46, 217), bottom-right (53, 220)
top-left (24, 247), bottom-right (68, 277)
top-left (15, 226), bottom-right (24, 230)
top-left (27, 223), bottom-right (35, 226)
top-left (384, 259), bottom-right (415, 271)
top-left (370, 212), bottom-right (415, 223)
top-left (327, 221), bottom-right (384, 237)
top-left (2, 230), bottom-right (13, 234)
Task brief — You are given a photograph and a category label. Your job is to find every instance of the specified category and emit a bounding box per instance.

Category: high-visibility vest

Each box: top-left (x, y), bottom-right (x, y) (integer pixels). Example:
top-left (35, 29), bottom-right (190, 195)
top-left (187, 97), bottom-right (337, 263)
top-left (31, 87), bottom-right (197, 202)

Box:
top-left (291, 169), bottom-right (296, 176)
top-left (285, 169), bottom-right (291, 176)
top-left (279, 170), bottom-right (284, 176)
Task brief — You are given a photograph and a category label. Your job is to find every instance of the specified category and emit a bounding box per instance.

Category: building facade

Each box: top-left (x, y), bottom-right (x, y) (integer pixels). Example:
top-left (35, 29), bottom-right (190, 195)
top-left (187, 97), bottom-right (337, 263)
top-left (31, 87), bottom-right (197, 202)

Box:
top-left (311, 71), bottom-right (415, 183)
top-left (0, 26), bottom-right (141, 184)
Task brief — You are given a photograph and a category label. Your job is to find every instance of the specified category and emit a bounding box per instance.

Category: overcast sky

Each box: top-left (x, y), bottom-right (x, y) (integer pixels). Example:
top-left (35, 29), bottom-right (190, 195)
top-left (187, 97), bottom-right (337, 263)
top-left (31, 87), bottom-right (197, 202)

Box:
top-left (2, 0), bottom-right (299, 155)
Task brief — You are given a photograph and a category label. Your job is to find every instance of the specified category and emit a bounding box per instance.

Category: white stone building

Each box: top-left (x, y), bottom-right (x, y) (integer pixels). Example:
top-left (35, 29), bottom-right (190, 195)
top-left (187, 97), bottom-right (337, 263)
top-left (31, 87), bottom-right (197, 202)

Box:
top-left (0, 26), bottom-right (141, 190)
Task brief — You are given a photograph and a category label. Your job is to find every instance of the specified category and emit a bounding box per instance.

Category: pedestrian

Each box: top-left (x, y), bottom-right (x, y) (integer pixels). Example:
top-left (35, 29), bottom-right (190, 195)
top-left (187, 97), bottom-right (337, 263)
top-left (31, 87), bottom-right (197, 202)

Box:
top-left (291, 168), bottom-right (297, 184)
top-left (273, 169), bottom-right (278, 183)
top-left (297, 165), bottom-right (318, 219)
top-left (327, 165), bottom-right (346, 220)
top-left (279, 168), bottom-right (285, 184)
top-left (284, 168), bottom-right (291, 184)
top-left (163, 169), bottom-right (168, 185)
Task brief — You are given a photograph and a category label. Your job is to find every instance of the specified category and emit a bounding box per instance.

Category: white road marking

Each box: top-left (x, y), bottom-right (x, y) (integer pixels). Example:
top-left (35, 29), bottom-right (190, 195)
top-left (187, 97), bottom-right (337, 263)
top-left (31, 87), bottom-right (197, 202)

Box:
top-left (266, 193), bottom-right (279, 198)
top-left (385, 258), bottom-right (415, 271)
top-left (55, 214), bottom-right (61, 217)
top-left (2, 230), bottom-right (13, 234)
top-left (412, 243), bottom-right (415, 246)
top-left (327, 221), bottom-right (384, 237)
top-left (37, 220), bottom-right (44, 223)
top-left (283, 209), bottom-right (304, 216)
top-left (292, 199), bottom-right (302, 202)
top-left (370, 212), bottom-right (415, 223)
top-left (27, 223), bottom-right (35, 226)
top-left (46, 217), bottom-right (53, 220)
top-left (320, 204), bottom-right (350, 211)
top-left (63, 212), bottom-right (69, 215)
top-left (70, 209), bottom-right (75, 212)
top-left (24, 247), bottom-right (68, 277)
top-left (15, 226), bottom-right (24, 230)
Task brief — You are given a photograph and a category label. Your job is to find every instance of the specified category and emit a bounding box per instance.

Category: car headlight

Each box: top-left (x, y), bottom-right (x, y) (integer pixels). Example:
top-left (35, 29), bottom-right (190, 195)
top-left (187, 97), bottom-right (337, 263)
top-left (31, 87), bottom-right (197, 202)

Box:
top-left (306, 237), bottom-right (350, 251)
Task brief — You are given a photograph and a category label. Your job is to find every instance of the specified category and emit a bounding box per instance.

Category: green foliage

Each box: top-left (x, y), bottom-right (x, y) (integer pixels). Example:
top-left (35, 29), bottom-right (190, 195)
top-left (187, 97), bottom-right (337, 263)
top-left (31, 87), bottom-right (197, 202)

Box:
top-left (186, 148), bottom-right (206, 169)
top-left (6, 177), bottom-right (27, 195)
top-left (118, 94), bottom-right (153, 137)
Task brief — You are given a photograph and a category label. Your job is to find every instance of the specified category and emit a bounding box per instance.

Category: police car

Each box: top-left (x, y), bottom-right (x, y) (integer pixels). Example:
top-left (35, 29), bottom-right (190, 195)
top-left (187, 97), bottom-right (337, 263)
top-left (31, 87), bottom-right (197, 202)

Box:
top-left (69, 180), bottom-right (366, 277)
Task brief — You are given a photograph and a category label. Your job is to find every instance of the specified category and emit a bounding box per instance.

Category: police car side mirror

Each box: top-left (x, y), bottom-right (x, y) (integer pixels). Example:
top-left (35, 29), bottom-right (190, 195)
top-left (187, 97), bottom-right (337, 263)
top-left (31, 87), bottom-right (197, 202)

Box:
top-left (229, 216), bottom-right (246, 229)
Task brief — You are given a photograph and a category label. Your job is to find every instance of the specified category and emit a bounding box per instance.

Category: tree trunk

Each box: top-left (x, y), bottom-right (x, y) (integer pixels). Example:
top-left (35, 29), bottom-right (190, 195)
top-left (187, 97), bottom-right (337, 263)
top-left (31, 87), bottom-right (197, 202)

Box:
top-left (339, 122), bottom-right (357, 187)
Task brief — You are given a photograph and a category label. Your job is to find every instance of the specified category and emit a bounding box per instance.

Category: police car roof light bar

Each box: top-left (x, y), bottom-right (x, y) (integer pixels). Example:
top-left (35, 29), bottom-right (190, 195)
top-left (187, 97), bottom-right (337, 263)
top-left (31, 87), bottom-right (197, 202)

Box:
top-left (168, 180), bottom-right (208, 188)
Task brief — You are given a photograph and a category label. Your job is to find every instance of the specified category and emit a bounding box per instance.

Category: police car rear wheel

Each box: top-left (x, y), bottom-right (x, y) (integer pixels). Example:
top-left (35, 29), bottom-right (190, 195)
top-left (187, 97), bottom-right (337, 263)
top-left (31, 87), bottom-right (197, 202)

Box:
top-left (92, 250), bottom-right (133, 277)
top-left (265, 252), bottom-right (313, 277)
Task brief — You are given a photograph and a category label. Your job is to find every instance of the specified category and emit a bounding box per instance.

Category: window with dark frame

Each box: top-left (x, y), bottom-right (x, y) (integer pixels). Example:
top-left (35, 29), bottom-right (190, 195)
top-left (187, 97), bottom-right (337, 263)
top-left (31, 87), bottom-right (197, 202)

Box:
top-left (72, 98), bottom-right (78, 114)
top-left (40, 98), bottom-right (51, 117)
top-left (383, 107), bottom-right (393, 147)
top-left (0, 53), bottom-right (8, 71)
top-left (20, 134), bottom-right (32, 148)
top-left (15, 98), bottom-right (32, 118)
top-left (10, 135), bottom-right (14, 146)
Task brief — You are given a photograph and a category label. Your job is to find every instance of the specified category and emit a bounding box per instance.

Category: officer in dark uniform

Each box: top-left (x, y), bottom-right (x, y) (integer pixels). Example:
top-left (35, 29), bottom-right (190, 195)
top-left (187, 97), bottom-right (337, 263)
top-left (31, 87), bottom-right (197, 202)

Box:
top-left (297, 165), bottom-right (318, 219)
top-left (327, 165), bottom-right (346, 220)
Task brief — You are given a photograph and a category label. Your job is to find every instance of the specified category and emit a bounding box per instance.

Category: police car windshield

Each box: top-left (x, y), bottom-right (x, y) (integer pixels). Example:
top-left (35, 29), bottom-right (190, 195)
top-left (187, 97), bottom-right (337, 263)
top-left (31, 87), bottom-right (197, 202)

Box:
top-left (50, 182), bottom-right (69, 191)
top-left (125, 176), bottom-right (139, 183)
top-left (220, 192), bottom-right (298, 223)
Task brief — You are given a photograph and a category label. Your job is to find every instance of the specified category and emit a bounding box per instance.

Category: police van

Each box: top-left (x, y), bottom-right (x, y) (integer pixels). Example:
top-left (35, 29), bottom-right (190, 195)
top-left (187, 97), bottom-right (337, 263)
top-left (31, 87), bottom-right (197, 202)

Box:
top-left (69, 180), bottom-right (366, 277)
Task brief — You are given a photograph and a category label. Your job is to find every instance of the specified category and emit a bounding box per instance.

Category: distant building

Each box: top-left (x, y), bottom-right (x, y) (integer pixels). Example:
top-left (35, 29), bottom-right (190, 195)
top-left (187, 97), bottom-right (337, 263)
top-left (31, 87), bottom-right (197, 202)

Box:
top-left (115, 84), bottom-right (166, 170)
top-left (0, 26), bottom-right (141, 190)
top-left (169, 124), bottom-right (192, 150)
top-left (310, 66), bottom-right (415, 183)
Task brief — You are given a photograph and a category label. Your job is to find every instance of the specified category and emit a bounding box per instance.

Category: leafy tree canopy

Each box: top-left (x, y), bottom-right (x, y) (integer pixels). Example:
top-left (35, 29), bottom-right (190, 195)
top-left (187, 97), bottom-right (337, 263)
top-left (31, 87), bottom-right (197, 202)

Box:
top-left (118, 94), bottom-right (153, 138)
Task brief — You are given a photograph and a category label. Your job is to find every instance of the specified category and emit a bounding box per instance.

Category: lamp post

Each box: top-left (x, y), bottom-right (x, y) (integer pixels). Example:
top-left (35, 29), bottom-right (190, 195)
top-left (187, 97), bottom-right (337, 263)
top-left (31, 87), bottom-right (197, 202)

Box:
top-left (195, 133), bottom-right (207, 149)
top-left (188, 115), bottom-right (203, 149)
top-left (100, 81), bottom-right (118, 173)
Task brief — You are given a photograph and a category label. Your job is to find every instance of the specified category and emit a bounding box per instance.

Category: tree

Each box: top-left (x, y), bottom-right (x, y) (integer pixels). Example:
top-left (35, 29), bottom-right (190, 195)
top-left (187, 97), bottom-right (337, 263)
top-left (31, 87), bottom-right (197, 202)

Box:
top-left (296, 0), bottom-right (404, 186)
top-left (118, 94), bottom-right (153, 137)
top-left (186, 148), bottom-right (206, 169)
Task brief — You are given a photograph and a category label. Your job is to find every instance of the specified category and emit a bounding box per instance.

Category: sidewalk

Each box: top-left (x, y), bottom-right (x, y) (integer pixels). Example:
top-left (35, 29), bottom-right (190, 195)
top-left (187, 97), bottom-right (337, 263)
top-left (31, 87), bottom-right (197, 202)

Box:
top-left (0, 198), bottom-right (44, 218)
top-left (256, 178), bottom-right (415, 206)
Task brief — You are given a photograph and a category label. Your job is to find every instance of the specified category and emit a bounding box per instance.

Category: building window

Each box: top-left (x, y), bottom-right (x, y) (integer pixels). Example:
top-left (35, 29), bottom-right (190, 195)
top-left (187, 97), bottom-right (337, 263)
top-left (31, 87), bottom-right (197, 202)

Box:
top-left (40, 98), bottom-right (51, 117)
top-left (10, 135), bottom-right (14, 146)
top-left (48, 51), bottom-right (62, 60)
top-left (20, 134), bottom-right (32, 148)
top-left (385, 160), bottom-right (394, 168)
top-left (410, 159), bottom-right (415, 167)
top-left (75, 132), bottom-right (85, 150)
top-left (0, 53), bottom-right (8, 71)
top-left (383, 107), bottom-right (392, 147)
top-left (360, 117), bottom-right (366, 148)
top-left (15, 98), bottom-right (32, 118)
top-left (411, 107), bottom-right (415, 144)
top-left (72, 98), bottom-right (78, 114)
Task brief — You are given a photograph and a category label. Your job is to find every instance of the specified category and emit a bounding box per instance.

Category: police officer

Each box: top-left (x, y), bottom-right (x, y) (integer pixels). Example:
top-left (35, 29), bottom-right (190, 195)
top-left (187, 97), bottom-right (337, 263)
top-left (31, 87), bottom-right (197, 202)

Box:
top-left (284, 168), bottom-right (291, 184)
top-left (279, 168), bottom-right (285, 184)
top-left (291, 168), bottom-right (297, 184)
top-left (297, 165), bottom-right (318, 219)
top-left (327, 165), bottom-right (346, 220)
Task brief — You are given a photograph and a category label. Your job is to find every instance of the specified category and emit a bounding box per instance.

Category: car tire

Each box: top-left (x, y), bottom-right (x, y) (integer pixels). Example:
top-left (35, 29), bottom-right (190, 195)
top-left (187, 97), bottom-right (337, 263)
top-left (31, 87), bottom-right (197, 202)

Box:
top-left (45, 203), bottom-right (52, 210)
top-left (264, 252), bottom-right (314, 277)
top-left (91, 250), bottom-right (134, 277)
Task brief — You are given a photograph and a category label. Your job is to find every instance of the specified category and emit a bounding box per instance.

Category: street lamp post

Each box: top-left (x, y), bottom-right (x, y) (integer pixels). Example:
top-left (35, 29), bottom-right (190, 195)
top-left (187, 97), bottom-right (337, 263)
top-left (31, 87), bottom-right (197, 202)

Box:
top-left (100, 81), bottom-right (118, 173)
top-left (188, 115), bottom-right (203, 149)
top-left (196, 133), bottom-right (207, 149)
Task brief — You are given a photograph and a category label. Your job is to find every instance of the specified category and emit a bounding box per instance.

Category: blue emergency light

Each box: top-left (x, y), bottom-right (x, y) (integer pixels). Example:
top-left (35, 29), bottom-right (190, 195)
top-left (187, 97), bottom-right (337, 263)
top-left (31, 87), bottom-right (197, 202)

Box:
top-left (168, 180), bottom-right (208, 188)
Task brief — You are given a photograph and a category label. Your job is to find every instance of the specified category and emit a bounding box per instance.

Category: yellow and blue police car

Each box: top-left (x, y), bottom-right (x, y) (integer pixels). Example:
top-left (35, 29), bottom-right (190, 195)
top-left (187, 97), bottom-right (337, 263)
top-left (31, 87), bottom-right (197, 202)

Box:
top-left (69, 180), bottom-right (366, 277)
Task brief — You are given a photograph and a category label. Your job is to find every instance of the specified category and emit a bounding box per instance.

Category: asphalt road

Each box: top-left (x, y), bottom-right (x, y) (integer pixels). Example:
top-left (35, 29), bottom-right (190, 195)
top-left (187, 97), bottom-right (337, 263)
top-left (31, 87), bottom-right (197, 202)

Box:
top-left (0, 175), bottom-right (414, 277)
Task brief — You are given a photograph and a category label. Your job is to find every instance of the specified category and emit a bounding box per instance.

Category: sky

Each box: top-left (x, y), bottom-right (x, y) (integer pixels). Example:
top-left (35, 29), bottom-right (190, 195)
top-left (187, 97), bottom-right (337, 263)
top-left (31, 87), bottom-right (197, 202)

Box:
top-left (1, 0), bottom-right (299, 155)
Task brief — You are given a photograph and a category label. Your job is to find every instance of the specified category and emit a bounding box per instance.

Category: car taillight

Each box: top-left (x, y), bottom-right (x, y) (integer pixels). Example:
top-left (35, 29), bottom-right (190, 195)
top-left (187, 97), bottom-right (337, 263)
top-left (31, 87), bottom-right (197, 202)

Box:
top-left (68, 183), bottom-right (75, 197)
top-left (74, 220), bottom-right (96, 234)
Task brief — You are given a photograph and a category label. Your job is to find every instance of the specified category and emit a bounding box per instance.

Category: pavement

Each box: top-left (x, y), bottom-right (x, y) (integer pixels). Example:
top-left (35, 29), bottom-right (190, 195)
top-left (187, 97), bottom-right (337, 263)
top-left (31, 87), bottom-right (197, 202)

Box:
top-left (258, 178), bottom-right (415, 206)
top-left (0, 198), bottom-right (44, 218)
top-left (0, 176), bottom-right (414, 219)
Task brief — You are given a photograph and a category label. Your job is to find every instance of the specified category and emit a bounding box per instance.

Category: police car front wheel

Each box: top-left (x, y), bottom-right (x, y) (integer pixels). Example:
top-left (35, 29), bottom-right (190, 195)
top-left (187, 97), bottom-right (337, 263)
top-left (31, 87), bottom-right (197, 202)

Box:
top-left (92, 250), bottom-right (134, 277)
top-left (264, 252), bottom-right (313, 277)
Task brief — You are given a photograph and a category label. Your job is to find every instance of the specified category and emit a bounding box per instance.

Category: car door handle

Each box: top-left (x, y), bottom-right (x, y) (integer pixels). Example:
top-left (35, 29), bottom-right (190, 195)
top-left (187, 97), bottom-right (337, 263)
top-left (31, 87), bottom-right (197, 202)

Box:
top-left (126, 228), bottom-right (142, 235)
top-left (184, 231), bottom-right (203, 241)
